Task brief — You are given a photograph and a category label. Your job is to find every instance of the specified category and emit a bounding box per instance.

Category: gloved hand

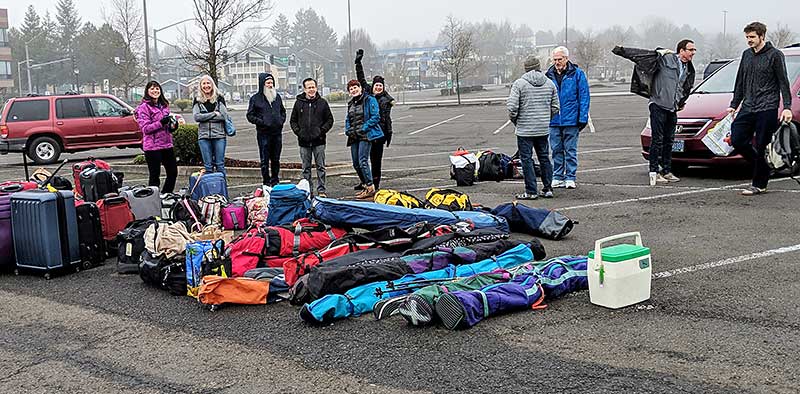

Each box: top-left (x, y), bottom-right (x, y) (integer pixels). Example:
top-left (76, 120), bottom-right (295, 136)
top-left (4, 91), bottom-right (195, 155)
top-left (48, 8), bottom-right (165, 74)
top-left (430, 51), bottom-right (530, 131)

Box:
top-left (578, 122), bottom-right (587, 131)
top-left (385, 133), bottom-right (392, 147)
top-left (160, 114), bottom-right (171, 125)
top-left (355, 49), bottom-right (364, 64)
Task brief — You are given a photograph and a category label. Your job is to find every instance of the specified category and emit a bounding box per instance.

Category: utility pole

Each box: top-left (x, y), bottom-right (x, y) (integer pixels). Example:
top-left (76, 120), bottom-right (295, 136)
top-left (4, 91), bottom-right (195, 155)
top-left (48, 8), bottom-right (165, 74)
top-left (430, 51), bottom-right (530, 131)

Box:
top-left (143, 0), bottom-right (151, 80)
top-left (347, 0), bottom-right (353, 79)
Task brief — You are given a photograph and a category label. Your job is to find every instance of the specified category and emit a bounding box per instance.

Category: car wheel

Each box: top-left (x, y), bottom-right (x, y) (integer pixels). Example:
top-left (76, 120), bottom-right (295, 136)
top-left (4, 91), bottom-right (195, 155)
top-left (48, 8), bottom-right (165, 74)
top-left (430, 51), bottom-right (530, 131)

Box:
top-left (28, 136), bottom-right (62, 164)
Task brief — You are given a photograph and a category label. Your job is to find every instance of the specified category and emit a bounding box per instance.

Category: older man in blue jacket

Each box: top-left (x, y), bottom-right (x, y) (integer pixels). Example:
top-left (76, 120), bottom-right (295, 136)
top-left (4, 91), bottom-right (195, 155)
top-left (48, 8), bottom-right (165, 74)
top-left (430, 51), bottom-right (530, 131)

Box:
top-left (546, 47), bottom-right (590, 189)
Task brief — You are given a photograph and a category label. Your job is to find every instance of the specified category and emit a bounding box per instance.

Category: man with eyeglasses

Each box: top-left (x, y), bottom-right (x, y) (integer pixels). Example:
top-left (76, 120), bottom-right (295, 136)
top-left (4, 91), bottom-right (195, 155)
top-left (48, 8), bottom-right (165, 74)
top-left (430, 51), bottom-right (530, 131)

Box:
top-left (613, 39), bottom-right (697, 186)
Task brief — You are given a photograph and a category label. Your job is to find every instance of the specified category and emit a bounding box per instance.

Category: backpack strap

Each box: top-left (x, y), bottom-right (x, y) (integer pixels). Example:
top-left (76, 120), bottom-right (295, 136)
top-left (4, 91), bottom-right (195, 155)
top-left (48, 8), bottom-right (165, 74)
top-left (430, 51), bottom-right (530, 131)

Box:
top-left (183, 198), bottom-right (203, 232)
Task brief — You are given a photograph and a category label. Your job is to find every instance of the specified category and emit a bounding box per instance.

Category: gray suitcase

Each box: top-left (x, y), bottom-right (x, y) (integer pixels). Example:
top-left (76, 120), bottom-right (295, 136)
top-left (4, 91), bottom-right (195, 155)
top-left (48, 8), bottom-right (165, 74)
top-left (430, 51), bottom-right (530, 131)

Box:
top-left (119, 186), bottom-right (162, 219)
top-left (11, 189), bottom-right (81, 278)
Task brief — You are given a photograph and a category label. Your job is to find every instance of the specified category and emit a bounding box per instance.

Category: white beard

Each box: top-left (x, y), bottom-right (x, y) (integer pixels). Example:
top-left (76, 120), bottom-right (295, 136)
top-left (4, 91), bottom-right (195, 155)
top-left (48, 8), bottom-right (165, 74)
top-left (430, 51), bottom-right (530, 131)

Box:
top-left (264, 87), bottom-right (276, 103)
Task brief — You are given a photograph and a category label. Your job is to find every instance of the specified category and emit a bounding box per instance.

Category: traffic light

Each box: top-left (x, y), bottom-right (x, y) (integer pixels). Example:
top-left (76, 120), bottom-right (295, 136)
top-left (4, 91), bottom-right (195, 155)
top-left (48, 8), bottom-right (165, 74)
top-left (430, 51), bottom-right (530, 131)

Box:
top-left (270, 55), bottom-right (274, 63)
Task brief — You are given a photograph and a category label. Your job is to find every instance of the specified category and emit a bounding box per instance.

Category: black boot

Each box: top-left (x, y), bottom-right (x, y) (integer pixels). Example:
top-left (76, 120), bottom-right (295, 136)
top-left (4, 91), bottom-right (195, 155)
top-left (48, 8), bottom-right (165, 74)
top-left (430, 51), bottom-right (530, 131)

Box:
top-left (353, 183), bottom-right (365, 191)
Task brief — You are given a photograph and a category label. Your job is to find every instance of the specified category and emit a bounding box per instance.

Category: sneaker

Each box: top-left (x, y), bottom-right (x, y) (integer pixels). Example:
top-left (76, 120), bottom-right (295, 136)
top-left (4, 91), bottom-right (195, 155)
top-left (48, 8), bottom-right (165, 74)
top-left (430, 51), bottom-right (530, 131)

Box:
top-left (353, 183), bottom-right (365, 191)
top-left (357, 185), bottom-right (376, 200)
top-left (540, 189), bottom-right (554, 198)
top-left (551, 180), bottom-right (566, 188)
top-left (741, 186), bottom-right (766, 196)
top-left (565, 180), bottom-right (577, 189)
top-left (397, 294), bottom-right (436, 326)
top-left (435, 293), bottom-right (469, 330)
top-left (316, 192), bottom-right (327, 198)
top-left (662, 173), bottom-right (680, 183)
top-left (656, 174), bottom-right (669, 184)
top-left (515, 192), bottom-right (538, 200)
top-left (373, 295), bottom-right (411, 320)
top-left (649, 172), bottom-right (658, 186)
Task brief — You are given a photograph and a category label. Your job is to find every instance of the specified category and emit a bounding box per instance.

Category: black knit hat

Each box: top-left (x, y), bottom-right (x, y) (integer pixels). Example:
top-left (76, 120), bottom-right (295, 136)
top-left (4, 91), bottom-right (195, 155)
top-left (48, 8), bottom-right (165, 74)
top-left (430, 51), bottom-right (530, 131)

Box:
top-left (372, 75), bottom-right (385, 86)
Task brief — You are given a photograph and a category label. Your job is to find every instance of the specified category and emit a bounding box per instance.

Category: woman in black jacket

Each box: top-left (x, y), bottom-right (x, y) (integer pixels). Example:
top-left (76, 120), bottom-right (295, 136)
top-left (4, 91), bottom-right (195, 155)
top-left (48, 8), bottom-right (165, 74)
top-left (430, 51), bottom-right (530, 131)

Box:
top-left (354, 49), bottom-right (395, 191)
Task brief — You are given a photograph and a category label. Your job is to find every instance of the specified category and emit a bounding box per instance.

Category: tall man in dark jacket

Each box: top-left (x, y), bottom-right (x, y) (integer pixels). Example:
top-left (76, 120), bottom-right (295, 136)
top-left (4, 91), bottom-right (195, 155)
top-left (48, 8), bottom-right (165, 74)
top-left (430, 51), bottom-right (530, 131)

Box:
top-left (290, 78), bottom-right (334, 197)
top-left (727, 22), bottom-right (794, 196)
top-left (246, 73), bottom-right (286, 186)
top-left (613, 40), bottom-right (697, 186)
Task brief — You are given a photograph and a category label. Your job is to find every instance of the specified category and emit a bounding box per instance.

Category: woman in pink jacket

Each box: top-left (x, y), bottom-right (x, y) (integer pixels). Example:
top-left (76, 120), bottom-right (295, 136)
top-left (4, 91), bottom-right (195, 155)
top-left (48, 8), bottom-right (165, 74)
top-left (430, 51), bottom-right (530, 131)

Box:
top-left (135, 80), bottom-right (178, 193)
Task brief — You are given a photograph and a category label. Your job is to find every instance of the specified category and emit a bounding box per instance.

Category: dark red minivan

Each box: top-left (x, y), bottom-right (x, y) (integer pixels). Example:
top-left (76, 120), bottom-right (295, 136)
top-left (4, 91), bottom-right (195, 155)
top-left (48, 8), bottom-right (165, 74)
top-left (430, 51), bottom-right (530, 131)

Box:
top-left (641, 46), bottom-right (800, 171)
top-left (0, 93), bottom-right (143, 164)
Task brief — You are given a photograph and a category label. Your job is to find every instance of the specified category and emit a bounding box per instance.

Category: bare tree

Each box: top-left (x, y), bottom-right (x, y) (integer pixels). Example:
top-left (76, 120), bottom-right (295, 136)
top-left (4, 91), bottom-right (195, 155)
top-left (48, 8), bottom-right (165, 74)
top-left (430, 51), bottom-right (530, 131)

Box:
top-left (573, 30), bottom-right (604, 78)
top-left (771, 23), bottom-right (796, 49)
top-left (103, 0), bottom-right (145, 100)
top-left (437, 15), bottom-right (479, 105)
top-left (183, 0), bottom-right (273, 83)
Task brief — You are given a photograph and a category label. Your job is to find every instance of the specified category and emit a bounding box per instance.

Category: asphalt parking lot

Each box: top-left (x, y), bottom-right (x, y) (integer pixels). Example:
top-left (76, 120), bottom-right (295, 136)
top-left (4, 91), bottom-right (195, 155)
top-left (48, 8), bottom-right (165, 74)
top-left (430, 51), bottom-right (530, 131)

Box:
top-left (1, 94), bottom-right (798, 393)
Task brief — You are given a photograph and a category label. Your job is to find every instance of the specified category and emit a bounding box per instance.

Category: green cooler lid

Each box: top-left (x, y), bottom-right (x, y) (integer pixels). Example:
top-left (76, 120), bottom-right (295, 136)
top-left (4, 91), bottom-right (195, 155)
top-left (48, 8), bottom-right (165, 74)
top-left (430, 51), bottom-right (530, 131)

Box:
top-left (588, 244), bottom-right (650, 262)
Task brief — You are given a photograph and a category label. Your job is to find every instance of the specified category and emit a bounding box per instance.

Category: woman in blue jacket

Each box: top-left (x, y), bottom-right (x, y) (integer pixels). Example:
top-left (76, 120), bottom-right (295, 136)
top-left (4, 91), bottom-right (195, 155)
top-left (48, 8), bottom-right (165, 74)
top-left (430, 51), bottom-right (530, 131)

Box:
top-left (345, 79), bottom-right (383, 199)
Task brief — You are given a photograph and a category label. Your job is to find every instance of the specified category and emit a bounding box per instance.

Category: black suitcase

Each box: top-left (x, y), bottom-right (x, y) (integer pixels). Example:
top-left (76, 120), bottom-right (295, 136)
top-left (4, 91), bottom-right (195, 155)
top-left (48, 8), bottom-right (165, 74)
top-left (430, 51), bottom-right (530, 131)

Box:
top-left (80, 169), bottom-right (123, 202)
top-left (75, 202), bottom-right (106, 268)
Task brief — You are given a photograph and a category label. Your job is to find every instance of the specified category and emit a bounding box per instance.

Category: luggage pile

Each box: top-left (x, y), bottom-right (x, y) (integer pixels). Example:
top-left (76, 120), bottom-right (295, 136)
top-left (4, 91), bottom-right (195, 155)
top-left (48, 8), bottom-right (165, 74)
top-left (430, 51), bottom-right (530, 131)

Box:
top-left (449, 148), bottom-right (536, 186)
top-left (3, 158), bottom-right (585, 330)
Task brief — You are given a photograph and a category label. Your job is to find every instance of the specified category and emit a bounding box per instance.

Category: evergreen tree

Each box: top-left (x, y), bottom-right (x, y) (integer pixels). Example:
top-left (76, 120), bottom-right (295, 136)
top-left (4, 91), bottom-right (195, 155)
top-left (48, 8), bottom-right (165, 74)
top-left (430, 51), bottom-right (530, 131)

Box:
top-left (55, 0), bottom-right (82, 90)
top-left (270, 13), bottom-right (292, 47)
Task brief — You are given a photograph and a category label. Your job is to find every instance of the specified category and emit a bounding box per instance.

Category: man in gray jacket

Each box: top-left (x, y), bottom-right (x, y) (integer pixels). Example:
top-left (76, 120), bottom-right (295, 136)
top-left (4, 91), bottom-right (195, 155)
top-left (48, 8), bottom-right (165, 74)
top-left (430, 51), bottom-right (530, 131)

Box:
top-left (507, 56), bottom-right (560, 200)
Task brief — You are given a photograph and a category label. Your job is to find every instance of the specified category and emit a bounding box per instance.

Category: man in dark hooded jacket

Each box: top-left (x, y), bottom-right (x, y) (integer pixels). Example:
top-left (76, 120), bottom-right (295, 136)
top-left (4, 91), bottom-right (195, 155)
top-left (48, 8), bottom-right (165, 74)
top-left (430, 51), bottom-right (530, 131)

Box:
top-left (246, 73), bottom-right (286, 186)
top-left (290, 78), bottom-right (334, 197)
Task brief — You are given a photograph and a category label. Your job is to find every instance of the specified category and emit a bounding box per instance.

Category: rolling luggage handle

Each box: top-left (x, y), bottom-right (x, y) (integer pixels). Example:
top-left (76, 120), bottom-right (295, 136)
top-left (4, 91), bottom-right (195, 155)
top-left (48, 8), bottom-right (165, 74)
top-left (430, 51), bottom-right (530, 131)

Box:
top-left (591, 232), bottom-right (643, 285)
top-left (133, 187), bottom-right (156, 198)
top-left (189, 169), bottom-right (206, 197)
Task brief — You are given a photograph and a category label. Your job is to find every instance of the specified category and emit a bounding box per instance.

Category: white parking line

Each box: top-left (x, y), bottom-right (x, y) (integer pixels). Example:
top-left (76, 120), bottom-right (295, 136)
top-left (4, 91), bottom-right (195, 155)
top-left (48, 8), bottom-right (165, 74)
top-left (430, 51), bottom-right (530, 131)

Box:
top-left (577, 147), bottom-right (636, 155)
top-left (492, 120), bottom-right (512, 135)
top-left (556, 177), bottom-right (798, 211)
top-left (653, 243), bottom-right (800, 280)
top-left (408, 114), bottom-right (464, 135)
top-left (394, 115), bottom-right (413, 121)
top-left (577, 163), bottom-right (647, 173)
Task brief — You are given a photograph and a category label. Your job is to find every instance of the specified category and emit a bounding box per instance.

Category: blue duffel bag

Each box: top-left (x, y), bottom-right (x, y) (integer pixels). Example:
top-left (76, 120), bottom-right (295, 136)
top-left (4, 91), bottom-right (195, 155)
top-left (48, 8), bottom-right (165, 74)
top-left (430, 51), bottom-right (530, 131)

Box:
top-left (310, 197), bottom-right (508, 232)
top-left (266, 184), bottom-right (311, 226)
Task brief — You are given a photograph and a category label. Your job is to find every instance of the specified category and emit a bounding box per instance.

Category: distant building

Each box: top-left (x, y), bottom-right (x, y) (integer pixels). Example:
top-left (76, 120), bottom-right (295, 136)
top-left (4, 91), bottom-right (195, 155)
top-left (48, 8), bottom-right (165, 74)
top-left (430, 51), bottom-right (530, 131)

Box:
top-left (378, 46), bottom-right (446, 87)
top-left (0, 9), bottom-right (14, 93)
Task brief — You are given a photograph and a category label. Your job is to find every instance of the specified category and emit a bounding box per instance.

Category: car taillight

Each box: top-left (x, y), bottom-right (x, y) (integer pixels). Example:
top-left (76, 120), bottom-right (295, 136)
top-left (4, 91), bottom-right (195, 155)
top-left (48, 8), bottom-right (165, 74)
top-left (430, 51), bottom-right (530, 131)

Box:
top-left (0, 125), bottom-right (7, 139)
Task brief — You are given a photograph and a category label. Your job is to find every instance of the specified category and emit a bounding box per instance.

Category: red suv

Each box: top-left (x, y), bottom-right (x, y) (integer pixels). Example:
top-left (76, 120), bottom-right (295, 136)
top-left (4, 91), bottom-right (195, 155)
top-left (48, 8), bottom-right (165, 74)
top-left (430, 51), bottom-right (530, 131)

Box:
top-left (641, 45), bottom-right (800, 170)
top-left (0, 93), bottom-right (143, 164)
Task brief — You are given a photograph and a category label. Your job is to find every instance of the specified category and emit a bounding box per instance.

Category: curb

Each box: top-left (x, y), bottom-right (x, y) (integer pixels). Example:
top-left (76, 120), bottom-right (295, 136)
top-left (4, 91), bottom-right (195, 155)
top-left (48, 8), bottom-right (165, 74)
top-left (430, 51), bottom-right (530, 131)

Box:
top-left (112, 163), bottom-right (355, 180)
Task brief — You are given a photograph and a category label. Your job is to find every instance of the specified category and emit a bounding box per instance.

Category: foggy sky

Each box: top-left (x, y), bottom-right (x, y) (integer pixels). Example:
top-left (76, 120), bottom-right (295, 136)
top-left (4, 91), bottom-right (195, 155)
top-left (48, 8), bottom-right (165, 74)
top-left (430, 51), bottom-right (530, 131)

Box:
top-left (4, 0), bottom-right (799, 47)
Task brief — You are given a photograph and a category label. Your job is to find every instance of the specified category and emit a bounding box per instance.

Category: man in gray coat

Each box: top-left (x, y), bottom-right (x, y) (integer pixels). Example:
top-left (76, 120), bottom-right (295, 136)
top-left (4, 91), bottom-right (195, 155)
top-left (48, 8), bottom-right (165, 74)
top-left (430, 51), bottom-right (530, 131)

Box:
top-left (507, 56), bottom-right (560, 200)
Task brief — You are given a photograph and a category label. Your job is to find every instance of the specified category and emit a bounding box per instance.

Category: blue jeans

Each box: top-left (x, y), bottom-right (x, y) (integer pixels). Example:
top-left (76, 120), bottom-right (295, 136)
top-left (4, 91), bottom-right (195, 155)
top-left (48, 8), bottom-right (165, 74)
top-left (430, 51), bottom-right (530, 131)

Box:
top-left (350, 141), bottom-right (373, 186)
top-left (549, 126), bottom-right (580, 181)
top-left (198, 138), bottom-right (227, 175)
top-left (516, 135), bottom-right (552, 194)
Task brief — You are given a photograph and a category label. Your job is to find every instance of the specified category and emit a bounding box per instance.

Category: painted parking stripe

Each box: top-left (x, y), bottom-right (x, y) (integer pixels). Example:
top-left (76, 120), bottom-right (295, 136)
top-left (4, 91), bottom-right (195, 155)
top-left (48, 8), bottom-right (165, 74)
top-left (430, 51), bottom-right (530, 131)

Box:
top-left (556, 177), bottom-right (798, 211)
top-left (492, 120), bottom-right (512, 135)
top-left (653, 243), bottom-right (800, 280)
top-left (408, 114), bottom-right (464, 135)
top-left (577, 163), bottom-right (647, 173)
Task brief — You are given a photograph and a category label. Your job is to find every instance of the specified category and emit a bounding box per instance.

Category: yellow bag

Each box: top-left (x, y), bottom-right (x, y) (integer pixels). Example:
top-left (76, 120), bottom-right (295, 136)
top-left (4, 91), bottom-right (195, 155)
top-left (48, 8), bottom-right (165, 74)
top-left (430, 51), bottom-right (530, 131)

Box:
top-left (373, 189), bottom-right (422, 209)
top-left (424, 188), bottom-right (472, 211)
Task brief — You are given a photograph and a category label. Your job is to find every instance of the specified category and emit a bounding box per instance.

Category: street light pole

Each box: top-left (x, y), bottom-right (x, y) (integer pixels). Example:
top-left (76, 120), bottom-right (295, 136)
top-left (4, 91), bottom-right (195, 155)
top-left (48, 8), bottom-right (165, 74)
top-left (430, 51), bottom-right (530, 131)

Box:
top-left (143, 0), bottom-right (151, 80)
top-left (564, 0), bottom-right (569, 47)
top-left (347, 0), bottom-right (353, 79)
top-left (25, 44), bottom-right (32, 95)
top-left (722, 10), bottom-right (728, 38)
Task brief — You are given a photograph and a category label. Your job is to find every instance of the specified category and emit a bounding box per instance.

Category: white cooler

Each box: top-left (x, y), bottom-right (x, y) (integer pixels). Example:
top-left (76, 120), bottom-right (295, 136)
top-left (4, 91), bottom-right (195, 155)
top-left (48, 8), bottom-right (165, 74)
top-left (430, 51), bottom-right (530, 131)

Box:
top-left (587, 232), bottom-right (652, 309)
